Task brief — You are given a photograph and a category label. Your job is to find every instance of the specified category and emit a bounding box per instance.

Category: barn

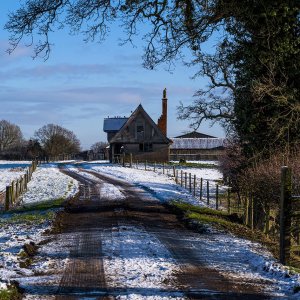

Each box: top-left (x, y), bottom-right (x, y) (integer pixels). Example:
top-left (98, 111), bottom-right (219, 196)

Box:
top-left (170, 132), bottom-right (226, 161)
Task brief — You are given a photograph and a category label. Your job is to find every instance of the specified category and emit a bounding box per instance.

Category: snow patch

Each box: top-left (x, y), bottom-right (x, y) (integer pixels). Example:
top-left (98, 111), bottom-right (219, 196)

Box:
top-left (100, 182), bottom-right (125, 200)
top-left (102, 224), bottom-right (182, 294)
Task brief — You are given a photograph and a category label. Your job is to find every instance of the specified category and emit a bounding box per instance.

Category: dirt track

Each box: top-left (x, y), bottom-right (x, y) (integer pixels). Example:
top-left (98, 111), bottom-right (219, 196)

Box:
top-left (19, 168), bottom-right (282, 299)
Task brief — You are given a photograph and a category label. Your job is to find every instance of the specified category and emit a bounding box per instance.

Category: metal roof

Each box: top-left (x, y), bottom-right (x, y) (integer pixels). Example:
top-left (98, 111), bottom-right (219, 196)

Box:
top-left (175, 131), bottom-right (216, 138)
top-left (103, 117), bottom-right (128, 132)
top-left (170, 138), bottom-right (226, 149)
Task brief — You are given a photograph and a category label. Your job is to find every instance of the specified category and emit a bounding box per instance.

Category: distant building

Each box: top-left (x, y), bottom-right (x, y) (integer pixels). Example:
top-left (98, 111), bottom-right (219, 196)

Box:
top-left (104, 89), bottom-right (172, 162)
top-left (170, 132), bottom-right (226, 161)
top-left (175, 132), bottom-right (216, 139)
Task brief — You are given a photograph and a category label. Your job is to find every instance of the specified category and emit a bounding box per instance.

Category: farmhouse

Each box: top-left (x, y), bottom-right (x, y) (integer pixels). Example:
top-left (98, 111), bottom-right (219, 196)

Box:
top-left (103, 89), bottom-right (172, 162)
top-left (170, 132), bottom-right (226, 161)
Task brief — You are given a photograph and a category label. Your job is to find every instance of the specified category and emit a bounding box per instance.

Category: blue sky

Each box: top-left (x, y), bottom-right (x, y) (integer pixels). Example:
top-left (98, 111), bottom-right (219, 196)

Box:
top-left (0, 2), bottom-right (224, 149)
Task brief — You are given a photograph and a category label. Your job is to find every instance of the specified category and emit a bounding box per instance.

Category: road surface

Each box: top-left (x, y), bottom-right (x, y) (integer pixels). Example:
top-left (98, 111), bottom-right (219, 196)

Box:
top-left (17, 167), bottom-right (284, 299)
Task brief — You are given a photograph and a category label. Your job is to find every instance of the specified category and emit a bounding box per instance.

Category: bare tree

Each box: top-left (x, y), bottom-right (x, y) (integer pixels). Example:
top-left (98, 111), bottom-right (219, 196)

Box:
top-left (0, 120), bottom-right (23, 152)
top-left (90, 141), bottom-right (108, 153)
top-left (3, 0), bottom-right (238, 130)
top-left (35, 124), bottom-right (81, 157)
top-left (4, 1), bottom-right (229, 62)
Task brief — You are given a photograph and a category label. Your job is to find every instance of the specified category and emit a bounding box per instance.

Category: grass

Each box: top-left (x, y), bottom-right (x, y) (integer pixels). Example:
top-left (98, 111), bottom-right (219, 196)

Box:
top-left (0, 211), bottom-right (55, 225)
top-left (172, 201), bottom-right (228, 217)
top-left (17, 197), bottom-right (65, 212)
top-left (0, 198), bottom-right (65, 225)
top-left (0, 285), bottom-right (21, 300)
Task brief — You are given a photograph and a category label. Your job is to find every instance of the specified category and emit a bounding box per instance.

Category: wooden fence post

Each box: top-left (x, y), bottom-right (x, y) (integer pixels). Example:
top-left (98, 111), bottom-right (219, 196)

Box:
top-left (181, 170), bottom-right (183, 187)
top-left (185, 172), bottom-right (187, 189)
top-left (154, 162), bottom-right (156, 172)
top-left (175, 170), bottom-right (178, 183)
top-left (245, 194), bottom-right (249, 226)
top-left (122, 153), bottom-right (125, 167)
top-left (163, 163), bottom-right (165, 174)
top-left (130, 153), bottom-right (132, 168)
top-left (280, 166), bottom-right (292, 265)
top-left (189, 173), bottom-right (192, 193)
top-left (16, 179), bottom-right (19, 199)
top-left (216, 184), bottom-right (219, 210)
top-left (264, 205), bottom-right (270, 235)
top-left (193, 175), bottom-right (196, 197)
top-left (5, 186), bottom-right (10, 211)
top-left (200, 178), bottom-right (203, 201)
top-left (207, 180), bottom-right (210, 205)
top-left (173, 166), bottom-right (176, 177)
top-left (11, 181), bottom-right (15, 205)
top-left (145, 160), bottom-right (147, 171)
top-left (248, 192), bottom-right (254, 230)
top-left (227, 187), bottom-right (231, 214)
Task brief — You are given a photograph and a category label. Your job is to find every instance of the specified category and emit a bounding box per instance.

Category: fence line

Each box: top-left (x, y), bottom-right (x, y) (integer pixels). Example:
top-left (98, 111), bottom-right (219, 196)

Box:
top-left (120, 157), bottom-right (227, 210)
top-left (120, 159), bottom-right (265, 220)
top-left (120, 159), bottom-right (273, 228)
top-left (120, 157), bottom-right (297, 266)
top-left (0, 160), bottom-right (38, 211)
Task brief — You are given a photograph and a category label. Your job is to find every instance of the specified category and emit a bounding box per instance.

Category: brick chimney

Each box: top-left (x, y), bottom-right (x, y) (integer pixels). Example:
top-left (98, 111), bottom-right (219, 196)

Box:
top-left (157, 88), bottom-right (167, 136)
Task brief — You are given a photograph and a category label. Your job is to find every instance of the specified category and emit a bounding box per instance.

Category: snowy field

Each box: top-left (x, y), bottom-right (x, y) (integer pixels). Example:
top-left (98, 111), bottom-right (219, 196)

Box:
top-left (0, 160), bottom-right (31, 165)
top-left (0, 161), bottom-right (31, 191)
top-left (170, 160), bottom-right (220, 166)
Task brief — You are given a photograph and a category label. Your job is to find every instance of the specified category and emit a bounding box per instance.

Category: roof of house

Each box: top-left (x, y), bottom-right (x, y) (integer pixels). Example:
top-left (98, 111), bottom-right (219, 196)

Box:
top-left (170, 138), bottom-right (226, 149)
top-left (110, 104), bottom-right (171, 144)
top-left (103, 117), bottom-right (128, 132)
top-left (175, 131), bottom-right (216, 139)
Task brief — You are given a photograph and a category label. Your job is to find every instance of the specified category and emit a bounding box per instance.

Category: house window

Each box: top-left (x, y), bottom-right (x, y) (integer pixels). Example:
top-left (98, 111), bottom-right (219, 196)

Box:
top-left (139, 143), bottom-right (152, 152)
top-left (136, 123), bottom-right (144, 139)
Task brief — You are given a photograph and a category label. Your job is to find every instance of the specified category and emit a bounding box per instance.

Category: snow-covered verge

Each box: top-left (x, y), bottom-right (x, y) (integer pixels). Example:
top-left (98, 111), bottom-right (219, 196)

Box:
top-left (81, 162), bottom-right (300, 297)
top-left (0, 160), bottom-right (31, 165)
top-left (20, 165), bottom-right (79, 204)
top-left (0, 164), bottom-right (79, 295)
top-left (193, 232), bottom-right (300, 298)
top-left (0, 211), bottom-right (54, 292)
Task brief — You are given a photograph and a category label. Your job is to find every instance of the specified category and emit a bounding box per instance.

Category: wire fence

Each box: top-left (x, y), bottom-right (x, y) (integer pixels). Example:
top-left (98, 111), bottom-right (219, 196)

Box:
top-left (119, 155), bottom-right (300, 267)
top-left (119, 158), bottom-right (231, 210)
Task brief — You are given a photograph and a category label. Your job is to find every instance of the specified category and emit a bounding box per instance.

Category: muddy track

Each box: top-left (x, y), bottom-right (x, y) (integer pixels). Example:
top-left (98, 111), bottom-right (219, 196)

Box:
top-left (17, 167), bottom-right (283, 299)
top-left (53, 168), bottom-right (278, 299)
